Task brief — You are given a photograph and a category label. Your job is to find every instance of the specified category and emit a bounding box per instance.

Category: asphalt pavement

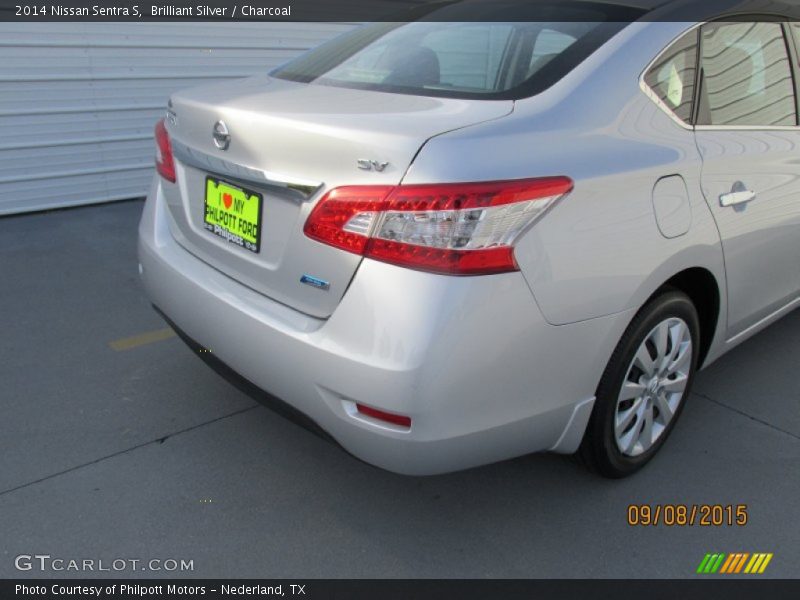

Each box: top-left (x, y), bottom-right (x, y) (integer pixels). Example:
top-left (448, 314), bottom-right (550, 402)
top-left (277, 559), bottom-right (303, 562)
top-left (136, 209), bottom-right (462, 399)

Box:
top-left (1, 199), bottom-right (798, 579)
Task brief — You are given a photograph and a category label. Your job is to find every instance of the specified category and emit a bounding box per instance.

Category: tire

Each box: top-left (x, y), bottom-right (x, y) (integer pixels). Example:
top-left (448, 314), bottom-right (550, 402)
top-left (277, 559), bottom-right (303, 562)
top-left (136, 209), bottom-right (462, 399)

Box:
top-left (579, 289), bottom-right (700, 478)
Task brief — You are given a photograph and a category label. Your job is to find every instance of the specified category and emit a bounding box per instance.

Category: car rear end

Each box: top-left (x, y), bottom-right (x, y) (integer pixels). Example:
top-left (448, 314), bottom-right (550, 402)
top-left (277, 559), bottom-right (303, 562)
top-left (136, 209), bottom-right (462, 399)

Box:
top-left (138, 8), bottom-right (645, 474)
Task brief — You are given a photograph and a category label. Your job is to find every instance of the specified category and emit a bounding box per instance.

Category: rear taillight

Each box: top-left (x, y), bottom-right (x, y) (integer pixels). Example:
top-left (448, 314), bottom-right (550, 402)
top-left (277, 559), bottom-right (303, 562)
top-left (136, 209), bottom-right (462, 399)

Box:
top-left (304, 177), bottom-right (573, 275)
top-left (155, 118), bottom-right (176, 183)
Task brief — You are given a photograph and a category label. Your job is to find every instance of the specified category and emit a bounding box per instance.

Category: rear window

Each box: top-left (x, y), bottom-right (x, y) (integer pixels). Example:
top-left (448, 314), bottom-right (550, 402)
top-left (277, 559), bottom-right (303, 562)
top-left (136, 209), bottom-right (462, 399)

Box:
top-left (272, 5), bottom-right (641, 100)
top-left (643, 29), bottom-right (698, 123)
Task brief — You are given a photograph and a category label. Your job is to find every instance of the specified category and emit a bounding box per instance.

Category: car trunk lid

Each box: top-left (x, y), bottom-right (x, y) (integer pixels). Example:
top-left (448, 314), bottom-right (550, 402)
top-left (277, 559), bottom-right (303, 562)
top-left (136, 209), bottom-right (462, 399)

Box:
top-left (162, 75), bottom-right (513, 318)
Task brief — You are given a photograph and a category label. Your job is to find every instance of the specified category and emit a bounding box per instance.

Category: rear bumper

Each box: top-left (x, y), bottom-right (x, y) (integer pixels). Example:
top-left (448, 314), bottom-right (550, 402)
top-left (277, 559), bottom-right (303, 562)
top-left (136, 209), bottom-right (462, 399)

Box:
top-left (138, 178), bottom-right (634, 474)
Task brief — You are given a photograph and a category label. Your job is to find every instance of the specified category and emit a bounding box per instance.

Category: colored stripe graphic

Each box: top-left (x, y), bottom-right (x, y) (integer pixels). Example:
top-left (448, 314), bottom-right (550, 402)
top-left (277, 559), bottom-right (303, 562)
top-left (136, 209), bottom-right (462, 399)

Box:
top-left (710, 554), bottom-right (725, 573)
top-left (719, 554), bottom-right (736, 574)
top-left (728, 552), bottom-right (750, 573)
top-left (758, 554), bottom-right (773, 573)
top-left (745, 554), bottom-right (760, 573)
top-left (696, 554), bottom-right (712, 574)
top-left (697, 554), bottom-right (726, 573)
top-left (697, 552), bottom-right (772, 575)
top-left (734, 553), bottom-right (749, 573)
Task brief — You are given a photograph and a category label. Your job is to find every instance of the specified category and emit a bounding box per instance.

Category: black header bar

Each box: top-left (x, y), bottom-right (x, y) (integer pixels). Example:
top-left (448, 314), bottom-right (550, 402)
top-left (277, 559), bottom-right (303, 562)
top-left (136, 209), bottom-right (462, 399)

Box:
top-left (1, 0), bottom-right (800, 22)
top-left (3, 579), bottom-right (800, 600)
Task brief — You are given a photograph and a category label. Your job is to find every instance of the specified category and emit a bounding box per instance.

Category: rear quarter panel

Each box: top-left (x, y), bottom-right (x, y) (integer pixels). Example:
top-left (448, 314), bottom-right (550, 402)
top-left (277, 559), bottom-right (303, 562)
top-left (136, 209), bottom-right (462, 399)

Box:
top-left (405, 22), bottom-right (727, 343)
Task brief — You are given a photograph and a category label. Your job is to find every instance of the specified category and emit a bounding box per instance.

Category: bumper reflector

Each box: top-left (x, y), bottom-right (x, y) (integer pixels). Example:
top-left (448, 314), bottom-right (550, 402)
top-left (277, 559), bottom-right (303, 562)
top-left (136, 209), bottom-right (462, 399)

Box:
top-left (356, 403), bottom-right (412, 428)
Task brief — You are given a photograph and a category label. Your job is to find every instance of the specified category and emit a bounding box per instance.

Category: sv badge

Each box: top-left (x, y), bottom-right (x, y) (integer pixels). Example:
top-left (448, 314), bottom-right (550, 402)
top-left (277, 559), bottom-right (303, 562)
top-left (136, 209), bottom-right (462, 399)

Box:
top-left (357, 159), bottom-right (389, 172)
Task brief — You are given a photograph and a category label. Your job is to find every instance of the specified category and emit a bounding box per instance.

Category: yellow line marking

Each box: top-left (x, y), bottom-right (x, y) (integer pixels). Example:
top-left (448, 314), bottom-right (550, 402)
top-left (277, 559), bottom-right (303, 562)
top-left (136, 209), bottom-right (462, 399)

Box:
top-left (758, 554), bottom-right (773, 574)
top-left (749, 554), bottom-right (765, 574)
top-left (109, 327), bottom-right (176, 351)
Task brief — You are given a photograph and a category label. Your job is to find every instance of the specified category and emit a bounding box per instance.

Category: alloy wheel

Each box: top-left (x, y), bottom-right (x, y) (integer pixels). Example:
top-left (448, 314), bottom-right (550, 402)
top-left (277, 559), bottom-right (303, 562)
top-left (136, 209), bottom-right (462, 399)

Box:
top-left (614, 317), bottom-right (693, 457)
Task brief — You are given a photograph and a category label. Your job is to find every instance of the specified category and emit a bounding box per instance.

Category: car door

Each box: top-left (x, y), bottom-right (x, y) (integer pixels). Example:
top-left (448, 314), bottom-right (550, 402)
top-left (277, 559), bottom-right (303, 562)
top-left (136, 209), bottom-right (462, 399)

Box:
top-left (694, 20), bottom-right (800, 338)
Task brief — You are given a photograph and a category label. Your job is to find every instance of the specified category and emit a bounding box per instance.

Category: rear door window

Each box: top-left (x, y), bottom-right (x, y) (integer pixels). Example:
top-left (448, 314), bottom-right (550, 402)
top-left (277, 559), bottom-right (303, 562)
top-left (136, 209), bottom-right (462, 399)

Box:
top-left (696, 22), bottom-right (797, 126)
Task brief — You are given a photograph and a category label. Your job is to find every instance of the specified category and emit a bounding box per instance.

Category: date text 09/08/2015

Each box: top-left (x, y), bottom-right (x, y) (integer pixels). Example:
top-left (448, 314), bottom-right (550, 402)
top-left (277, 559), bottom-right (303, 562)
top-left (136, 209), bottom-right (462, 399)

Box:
top-left (628, 504), bottom-right (749, 527)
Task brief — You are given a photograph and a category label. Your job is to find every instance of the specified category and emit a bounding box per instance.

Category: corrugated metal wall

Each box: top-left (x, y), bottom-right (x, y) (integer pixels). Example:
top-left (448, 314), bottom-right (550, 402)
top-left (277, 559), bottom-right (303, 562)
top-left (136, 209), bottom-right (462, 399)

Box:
top-left (0, 22), bottom-right (355, 215)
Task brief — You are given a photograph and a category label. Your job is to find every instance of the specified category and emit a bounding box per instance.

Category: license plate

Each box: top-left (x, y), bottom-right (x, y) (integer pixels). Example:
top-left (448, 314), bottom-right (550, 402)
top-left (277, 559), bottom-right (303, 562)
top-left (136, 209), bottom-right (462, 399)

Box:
top-left (203, 177), bottom-right (262, 253)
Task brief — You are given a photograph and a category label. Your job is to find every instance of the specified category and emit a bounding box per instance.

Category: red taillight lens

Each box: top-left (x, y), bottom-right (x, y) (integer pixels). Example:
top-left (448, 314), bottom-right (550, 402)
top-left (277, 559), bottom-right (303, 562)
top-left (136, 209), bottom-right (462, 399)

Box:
top-left (303, 186), bottom-right (394, 254)
top-left (155, 118), bottom-right (176, 183)
top-left (304, 177), bottom-right (573, 275)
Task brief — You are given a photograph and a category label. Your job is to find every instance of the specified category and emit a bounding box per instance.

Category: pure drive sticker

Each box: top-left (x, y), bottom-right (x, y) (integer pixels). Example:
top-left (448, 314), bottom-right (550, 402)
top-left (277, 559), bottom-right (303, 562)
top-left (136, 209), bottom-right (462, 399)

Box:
top-left (203, 177), bottom-right (262, 253)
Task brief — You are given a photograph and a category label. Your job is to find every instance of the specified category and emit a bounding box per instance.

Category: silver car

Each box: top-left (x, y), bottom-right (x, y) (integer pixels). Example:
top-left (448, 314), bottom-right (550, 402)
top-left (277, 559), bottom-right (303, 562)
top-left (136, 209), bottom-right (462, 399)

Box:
top-left (138, 1), bottom-right (800, 477)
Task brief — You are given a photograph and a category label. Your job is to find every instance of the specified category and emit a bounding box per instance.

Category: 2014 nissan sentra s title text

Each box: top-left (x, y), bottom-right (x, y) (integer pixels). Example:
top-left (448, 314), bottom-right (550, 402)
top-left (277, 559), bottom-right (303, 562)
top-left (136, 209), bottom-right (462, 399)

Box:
top-left (138, 0), bottom-right (800, 477)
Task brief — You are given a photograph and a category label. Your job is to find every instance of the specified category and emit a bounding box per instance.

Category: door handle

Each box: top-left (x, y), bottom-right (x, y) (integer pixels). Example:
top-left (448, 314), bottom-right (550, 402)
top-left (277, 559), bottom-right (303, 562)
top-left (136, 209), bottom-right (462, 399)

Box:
top-left (719, 183), bottom-right (755, 207)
